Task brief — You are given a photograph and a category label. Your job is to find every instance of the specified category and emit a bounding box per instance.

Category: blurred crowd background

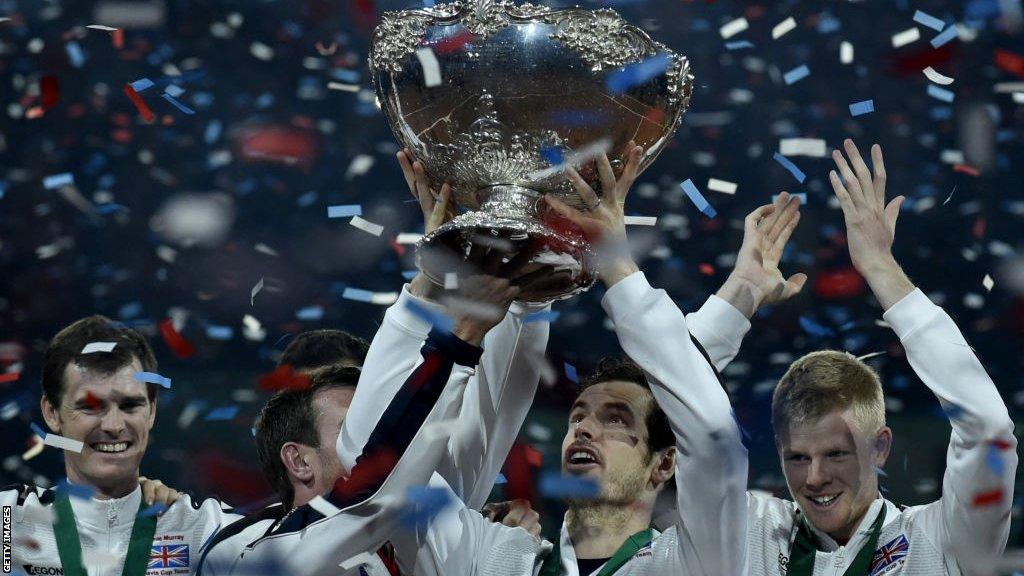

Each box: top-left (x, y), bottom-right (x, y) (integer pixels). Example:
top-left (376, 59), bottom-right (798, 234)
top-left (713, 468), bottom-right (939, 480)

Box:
top-left (2, 0), bottom-right (1024, 542)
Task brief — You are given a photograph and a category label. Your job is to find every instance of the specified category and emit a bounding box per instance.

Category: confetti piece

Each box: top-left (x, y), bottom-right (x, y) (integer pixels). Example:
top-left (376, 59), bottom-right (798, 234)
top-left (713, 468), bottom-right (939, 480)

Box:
top-left (772, 193), bottom-right (806, 204)
top-left (164, 84), bottom-right (185, 98)
top-left (40, 75), bottom-right (60, 110)
top-left (799, 316), bottom-right (835, 337)
top-left (719, 17), bottom-right (749, 39)
top-left (346, 155), bottom-right (375, 179)
top-left (251, 277), bottom-right (264, 306)
top-left (415, 47), bottom-right (442, 87)
top-left (707, 178), bottom-right (737, 194)
top-left (444, 272), bottom-right (458, 289)
top-left (538, 473), bottom-right (599, 498)
top-left (250, 42), bottom-right (275, 61)
top-left (540, 145), bottom-right (564, 165)
top-left (204, 406), bottom-right (240, 421)
top-left (81, 341), bottom-right (117, 354)
top-left (327, 204), bottom-right (362, 218)
top-left (773, 152), bottom-right (807, 183)
top-left (495, 472), bottom-right (507, 485)
top-left (680, 179), bottom-right (717, 218)
top-left (0, 372), bottom-right (19, 384)
top-left (564, 363), bottom-right (579, 383)
top-left (395, 233), bottom-right (424, 244)
top-left (86, 24), bottom-right (119, 31)
top-left (930, 26), bottom-right (959, 48)
top-left (258, 364), bottom-right (311, 392)
top-left (129, 78), bottom-right (155, 92)
top-left (983, 274), bottom-right (994, 291)
top-left (402, 297), bottom-right (454, 332)
top-left (923, 66), bottom-right (954, 85)
top-left (55, 479), bottom-right (94, 500)
top-left (161, 93), bottom-right (195, 115)
top-left (849, 99), bottom-right (875, 116)
top-left (606, 53), bottom-right (671, 94)
top-left (65, 42), bottom-right (85, 68)
top-left (133, 371), bottom-right (171, 389)
top-left (891, 27), bottom-right (921, 48)
top-left (624, 216), bottom-right (657, 226)
top-left (137, 503), bottom-right (168, 518)
top-left (972, 488), bottom-right (1004, 507)
top-left (44, 433), bottom-right (84, 453)
top-left (927, 85), bottom-right (955, 103)
top-left (342, 287), bottom-right (398, 305)
top-left (913, 10), bottom-right (946, 32)
top-left (159, 318), bottom-right (196, 359)
top-left (780, 138), bottom-right (827, 158)
top-left (783, 64), bottom-right (810, 85)
top-left (872, 465), bottom-right (888, 477)
top-left (954, 164), bottom-right (980, 177)
top-left (327, 82), bottom-right (360, 92)
top-left (725, 40), bottom-right (755, 50)
top-left (771, 17), bottom-right (797, 39)
top-left (309, 495), bottom-right (340, 517)
top-left (30, 422), bottom-right (47, 439)
top-left (400, 486), bottom-right (454, 527)
top-left (987, 444), bottom-right (1005, 475)
top-left (43, 173), bottom-right (74, 190)
top-left (123, 84), bottom-right (155, 123)
top-left (205, 325), bottom-right (234, 340)
top-left (296, 305), bottom-right (324, 320)
top-left (840, 41), bottom-right (854, 64)
top-left (524, 310), bottom-right (560, 324)
top-left (349, 215), bottom-right (384, 236)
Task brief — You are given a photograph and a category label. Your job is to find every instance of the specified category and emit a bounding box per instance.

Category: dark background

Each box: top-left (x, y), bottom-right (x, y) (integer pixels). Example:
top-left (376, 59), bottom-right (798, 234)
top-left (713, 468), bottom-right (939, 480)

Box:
top-left (1, 0), bottom-right (1023, 547)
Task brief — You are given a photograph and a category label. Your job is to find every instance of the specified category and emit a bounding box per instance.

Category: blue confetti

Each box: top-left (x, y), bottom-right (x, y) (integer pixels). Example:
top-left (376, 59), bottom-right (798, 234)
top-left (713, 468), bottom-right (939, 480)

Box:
top-left (772, 193), bottom-right (807, 205)
top-left (296, 305), bottom-right (324, 321)
top-left (849, 99), bottom-right (875, 116)
top-left (680, 179), bottom-right (717, 218)
top-left (872, 465), bottom-right (888, 477)
top-left (96, 203), bottom-right (127, 215)
top-left (130, 78), bottom-right (155, 92)
top-left (162, 93), bottom-right (196, 115)
top-left (205, 325), bottom-right (234, 340)
top-left (930, 26), bottom-right (959, 48)
top-left (65, 41), bottom-right (85, 68)
top-left (164, 84), bottom-right (185, 98)
top-left (43, 173), bottom-right (74, 190)
top-left (402, 270), bottom-right (419, 281)
top-left (30, 421), bottom-right (47, 439)
top-left (606, 53), bottom-right (671, 94)
top-left (773, 152), bottom-right (807, 183)
top-left (538, 473), bottom-right (599, 498)
top-left (204, 406), bottom-right (240, 421)
top-left (725, 40), bottom-right (755, 50)
top-left (403, 297), bottom-right (454, 332)
top-left (327, 204), bottom-right (363, 218)
top-left (799, 316), bottom-right (835, 337)
top-left (913, 10), bottom-right (946, 32)
top-left (783, 64), bottom-right (810, 85)
top-left (133, 371), bottom-right (172, 389)
top-left (987, 445), bottom-right (1006, 475)
top-left (494, 472), bottom-right (507, 485)
top-left (56, 479), bottom-right (95, 501)
top-left (400, 486), bottom-right (454, 527)
top-left (524, 310), bottom-right (560, 324)
top-left (939, 403), bottom-right (965, 421)
top-left (540, 145), bottom-right (564, 166)
top-left (138, 503), bottom-right (168, 518)
top-left (927, 85), bottom-right (955, 103)
top-left (564, 362), bottom-right (579, 383)
top-left (341, 287), bottom-right (375, 303)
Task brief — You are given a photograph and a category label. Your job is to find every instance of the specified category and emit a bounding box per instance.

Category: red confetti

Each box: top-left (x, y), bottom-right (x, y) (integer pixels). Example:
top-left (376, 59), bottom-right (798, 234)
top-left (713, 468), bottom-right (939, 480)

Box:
top-left (813, 267), bottom-right (867, 300)
top-left (331, 447), bottom-right (400, 499)
top-left (432, 30), bottom-right (475, 55)
top-left (504, 442), bottom-right (543, 503)
top-left (954, 164), bottom-right (980, 177)
top-left (698, 263), bottom-right (716, 276)
top-left (0, 372), bottom-right (20, 384)
top-left (123, 84), bottom-right (155, 123)
top-left (971, 488), bottom-right (1005, 507)
top-left (112, 29), bottom-right (124, 49)
top-left (40, 75), bottom-right (60, 110)
top-left (994, 49), bottom-right (1024, 79)
top-left (972, 217), bottom-right (986, 240)
top-left (991, 439), bottom-right (1014, 451)
top-left (389, 237), bottom-right (407, 256)
top-left (83, 391), bottom-right (102, 411)
top-left (159, 319), bottom-right (196, 359)
top-left (258, 364), bottom-right (311, 392)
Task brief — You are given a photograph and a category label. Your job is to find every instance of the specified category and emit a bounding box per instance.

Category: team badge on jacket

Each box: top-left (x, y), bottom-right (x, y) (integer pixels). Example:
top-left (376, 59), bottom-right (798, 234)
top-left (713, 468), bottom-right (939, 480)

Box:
top-left (148, 544), bottom-right (191, 571)
top-left (868, 534), bottom-right (909, 576)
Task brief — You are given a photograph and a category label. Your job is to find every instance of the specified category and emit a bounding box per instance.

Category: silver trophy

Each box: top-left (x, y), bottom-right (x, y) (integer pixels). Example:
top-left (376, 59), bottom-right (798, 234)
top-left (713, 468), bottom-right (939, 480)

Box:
top-left (370, 0), bottom-right (693, 302)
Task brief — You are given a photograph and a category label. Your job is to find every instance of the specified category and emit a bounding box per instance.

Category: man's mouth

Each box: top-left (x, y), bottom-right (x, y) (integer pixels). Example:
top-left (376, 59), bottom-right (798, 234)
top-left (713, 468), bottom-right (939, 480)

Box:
top-left (565, 445), bottom-right (601, 470)
top-left (807, 493), bottom-right (842, 508)
top-left (91, 441), bottom-right (131, 454)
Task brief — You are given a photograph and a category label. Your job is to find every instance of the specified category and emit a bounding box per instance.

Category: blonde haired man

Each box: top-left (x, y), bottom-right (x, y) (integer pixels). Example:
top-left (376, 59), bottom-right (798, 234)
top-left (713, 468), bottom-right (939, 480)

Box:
top-left (746, 140), bottom-right (1016, 575)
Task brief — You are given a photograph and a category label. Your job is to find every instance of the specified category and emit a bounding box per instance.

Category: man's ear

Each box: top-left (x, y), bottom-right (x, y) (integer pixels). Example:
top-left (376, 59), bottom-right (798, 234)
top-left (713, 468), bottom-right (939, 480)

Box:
top-left (280, 442), bottom-right (314, 483)
top-left (873, 426), bottom-right (893, 466)
top-left (650, 446), bottom-right (676, 488)
top-left (41, 395), bottom-right (61, 435)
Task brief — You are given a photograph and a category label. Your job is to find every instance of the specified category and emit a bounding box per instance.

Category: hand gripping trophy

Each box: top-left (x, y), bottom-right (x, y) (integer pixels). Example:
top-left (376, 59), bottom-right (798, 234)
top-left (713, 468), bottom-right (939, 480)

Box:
top-left (370, 0), bottom-right (693, 301)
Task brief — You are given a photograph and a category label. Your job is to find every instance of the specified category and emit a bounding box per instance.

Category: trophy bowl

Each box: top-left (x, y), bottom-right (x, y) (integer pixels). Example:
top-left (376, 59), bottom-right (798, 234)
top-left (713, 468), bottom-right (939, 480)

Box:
top-left (370, 0), bottom-right (693, 302)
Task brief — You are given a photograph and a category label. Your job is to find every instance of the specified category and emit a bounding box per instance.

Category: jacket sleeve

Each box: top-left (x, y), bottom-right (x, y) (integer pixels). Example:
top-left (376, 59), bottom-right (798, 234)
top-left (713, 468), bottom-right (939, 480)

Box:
top-left (684, 294), bottom-right (752, 372)
top-left (601, 272), bottom-right (749, 576)
top-left (883, 289), bottom-right (1017, 566)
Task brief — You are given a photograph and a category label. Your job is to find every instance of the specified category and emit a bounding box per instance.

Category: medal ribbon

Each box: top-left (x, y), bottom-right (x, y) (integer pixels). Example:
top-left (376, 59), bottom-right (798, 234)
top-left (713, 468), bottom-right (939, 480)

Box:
top-left (53, 492), bottom-right (158, 576)
top-left (539, 528), bottom-right (654, 576)
top-left (787, 506), bottom-right (885, 576)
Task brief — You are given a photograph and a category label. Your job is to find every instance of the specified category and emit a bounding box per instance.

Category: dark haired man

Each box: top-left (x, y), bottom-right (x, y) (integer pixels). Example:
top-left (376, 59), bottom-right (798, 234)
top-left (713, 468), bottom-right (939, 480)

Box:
top-left (278, 329), bottom-right (369, 371)
top-left (3, 315), bottom-right (238, 576)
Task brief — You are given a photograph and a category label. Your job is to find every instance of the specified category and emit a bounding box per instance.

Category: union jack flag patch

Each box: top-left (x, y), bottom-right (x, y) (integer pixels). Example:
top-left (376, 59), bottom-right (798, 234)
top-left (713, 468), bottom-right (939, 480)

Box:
top-left (149, 544), bottom-right (190, 569)
top-left (869, 534), bottom-right (909, 576)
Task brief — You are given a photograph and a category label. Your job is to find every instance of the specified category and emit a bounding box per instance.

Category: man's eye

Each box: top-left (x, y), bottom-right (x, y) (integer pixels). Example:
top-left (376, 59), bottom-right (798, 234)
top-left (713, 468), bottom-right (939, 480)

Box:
top-left (829, 451), bottom-right (848, 458)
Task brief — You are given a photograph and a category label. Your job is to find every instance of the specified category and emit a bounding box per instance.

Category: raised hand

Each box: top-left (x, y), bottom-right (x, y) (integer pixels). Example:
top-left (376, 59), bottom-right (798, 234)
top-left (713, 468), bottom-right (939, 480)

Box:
top-left (717, 192), bottom-right (806, 318)
top-left (482, 499), bottom-right (542, 538)
top-left (447, 275), bottom-right (521, 346)
top-left (543, 141), bottom-right (645, 288)
top-left (829, 139), bottom-right (915, 309)
top-left (398, 148), bottom-right (457, 300)
top-left (139, 476), bottom-right (180, 510)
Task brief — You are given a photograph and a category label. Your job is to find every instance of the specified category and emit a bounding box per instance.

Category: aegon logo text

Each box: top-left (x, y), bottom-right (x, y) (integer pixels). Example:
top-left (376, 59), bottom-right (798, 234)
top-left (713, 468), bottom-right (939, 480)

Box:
top-left (23, 565), bottom-right (65, 575)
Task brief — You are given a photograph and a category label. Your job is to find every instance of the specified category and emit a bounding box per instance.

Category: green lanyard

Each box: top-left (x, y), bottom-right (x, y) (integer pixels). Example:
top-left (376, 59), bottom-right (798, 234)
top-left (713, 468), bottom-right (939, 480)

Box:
top-left (53, 493), bottom-right (158, 576)
top-left (787, 506), bottom-right (886, 576)
top-left (539, 528), bottom-right (654, 576)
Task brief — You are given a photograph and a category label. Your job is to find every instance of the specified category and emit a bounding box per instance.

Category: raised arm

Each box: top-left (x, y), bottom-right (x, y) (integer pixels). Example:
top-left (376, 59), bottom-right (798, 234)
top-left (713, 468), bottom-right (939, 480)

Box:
top-left (830, 140), bottom-right (1016, 568)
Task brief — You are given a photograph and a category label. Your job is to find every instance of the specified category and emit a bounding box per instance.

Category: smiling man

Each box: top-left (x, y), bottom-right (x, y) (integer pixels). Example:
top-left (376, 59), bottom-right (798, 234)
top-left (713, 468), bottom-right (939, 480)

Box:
top-left (745, 141), bottom-right (1017, 576)
top-left (3, 316), bottom-right (238, 576)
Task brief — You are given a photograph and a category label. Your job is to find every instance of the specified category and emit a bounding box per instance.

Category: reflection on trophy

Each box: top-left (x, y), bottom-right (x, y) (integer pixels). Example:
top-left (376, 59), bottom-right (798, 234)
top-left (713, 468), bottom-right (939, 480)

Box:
top-left (370, 0), bottom-right (693, 302)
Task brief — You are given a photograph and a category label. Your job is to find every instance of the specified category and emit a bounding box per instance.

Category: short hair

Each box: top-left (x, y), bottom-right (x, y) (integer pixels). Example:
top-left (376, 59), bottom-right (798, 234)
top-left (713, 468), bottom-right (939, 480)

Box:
top-left (578, 357), bottom-right (673, 455)
top-left (253, 365), bottom-right (361, 507)
top-left (279, 330), bottom-right (369, 373)
top-left (41, 315), bottom-right (159, 408)
top-left (772, 350), bottom-right (886, 436)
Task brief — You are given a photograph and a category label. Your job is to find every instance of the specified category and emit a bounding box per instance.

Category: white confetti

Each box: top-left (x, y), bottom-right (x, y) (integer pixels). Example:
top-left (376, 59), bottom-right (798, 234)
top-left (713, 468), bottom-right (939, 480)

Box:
top-left (719, 17), bottom-right (749, 39)
top-left (370, 292), bottom-right (399, 305)
top-left (349, 215), bottom-right (384, 236)
top-left (86, 24), bottom-right (119, 31)
top-left (624, 216), bottom-right (657, 226)
top-left (1014, 93), bottom-right (1024, 104)
top-left (772, 17), bottom-right (797, 39)
top-left (940, 149), bottom-right (965, 165)
top-left (840, 41), bottom-right (854, 64)
top-left (249, 41), bottom-right (274, 61)
top-left (923, 66), bottom-right (954, 85)
top-left (81, 342), bottom-right (117, 354)
top-left (395, 233), bottom-right (424, 244)
top-left (345, 155), bottom-right (375, 179)
top-left (780, 138), bottom-right (827, 158)
top-left (994, 82), bottom-right (1024, 93)
top-left (254, 243), bottom-right (279, 257)
top-left (327, 82), bottom-right (360, 93)
top-left (891, 27), bottom-right (920, 48)
top-left (308, 495), bottom-right (340, 518)
top-left (527, 138), bottom-right (612, 180)
top-left (44, 433), bottom-right (84, 453)
top-left (983, 274), bottom-right (994, 292)
top-left (415, 47), bottom-right (442, 87)
top-left (707, 178), bottom-right (738, 195)
top-left (444, 272), bottom-right (458, 289)
top-left (339, 553), bottom-right (378, 572)
top-left (251, 277), bottom-right (264, 306)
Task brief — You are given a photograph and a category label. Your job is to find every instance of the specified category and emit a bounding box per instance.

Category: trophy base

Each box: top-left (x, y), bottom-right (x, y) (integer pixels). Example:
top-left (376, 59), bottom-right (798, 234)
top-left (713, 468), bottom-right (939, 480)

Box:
top-left (417, 208), bottom-right (596, 303)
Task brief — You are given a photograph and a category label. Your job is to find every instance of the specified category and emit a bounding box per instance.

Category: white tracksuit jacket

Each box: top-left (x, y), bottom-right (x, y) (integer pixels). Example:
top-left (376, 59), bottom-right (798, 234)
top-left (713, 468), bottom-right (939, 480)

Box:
top-left (2, 484), bottom-right (238, 576)
top-left (746, 289), bottom-right (1017, 576)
